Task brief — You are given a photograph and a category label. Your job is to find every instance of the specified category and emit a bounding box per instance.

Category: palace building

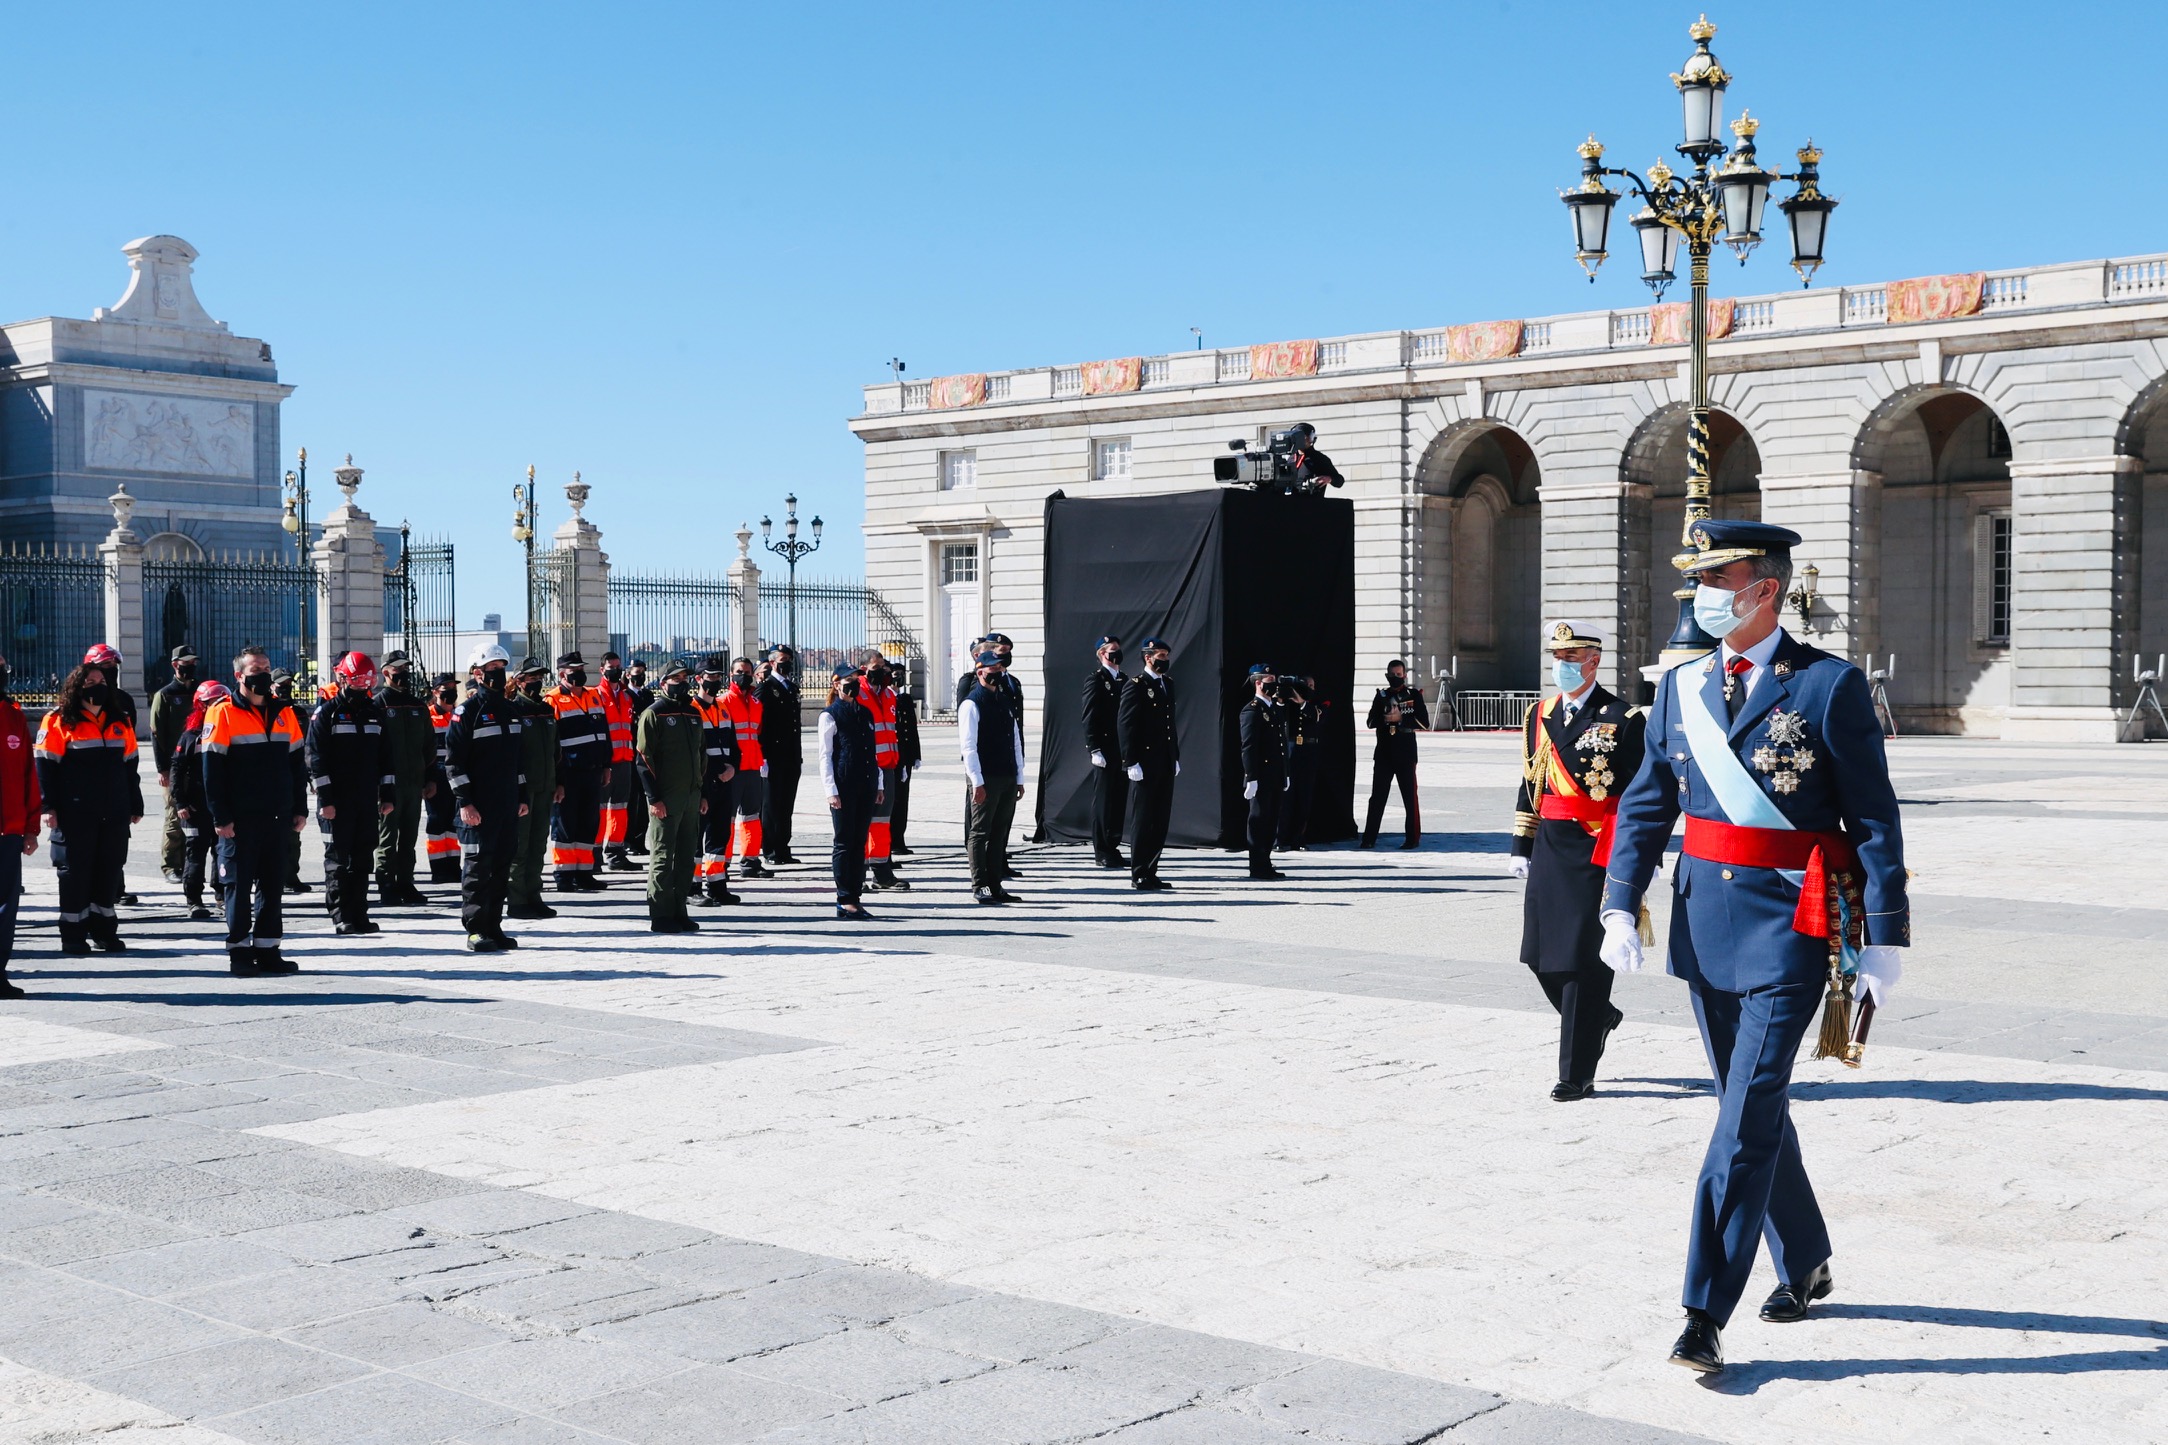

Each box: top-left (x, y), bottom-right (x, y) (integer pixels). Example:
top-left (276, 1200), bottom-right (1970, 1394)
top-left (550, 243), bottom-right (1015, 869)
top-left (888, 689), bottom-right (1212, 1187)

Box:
top-left (851, 252), bottom-right (2168, 742)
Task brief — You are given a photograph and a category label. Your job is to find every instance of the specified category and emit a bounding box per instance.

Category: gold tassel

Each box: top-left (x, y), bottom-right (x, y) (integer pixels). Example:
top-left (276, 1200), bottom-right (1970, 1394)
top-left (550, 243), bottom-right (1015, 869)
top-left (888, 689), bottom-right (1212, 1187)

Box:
top-left (1636, 901), bottom-right (1654, 946)
top-left (1811, 962), bottom-right (1851, 1061)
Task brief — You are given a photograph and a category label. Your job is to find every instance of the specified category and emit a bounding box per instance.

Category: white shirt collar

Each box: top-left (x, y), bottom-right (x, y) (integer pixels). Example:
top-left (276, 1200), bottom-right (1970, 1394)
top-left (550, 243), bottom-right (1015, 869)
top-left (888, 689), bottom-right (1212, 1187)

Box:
top-left (1720, 627), bottom-right (1785, 693)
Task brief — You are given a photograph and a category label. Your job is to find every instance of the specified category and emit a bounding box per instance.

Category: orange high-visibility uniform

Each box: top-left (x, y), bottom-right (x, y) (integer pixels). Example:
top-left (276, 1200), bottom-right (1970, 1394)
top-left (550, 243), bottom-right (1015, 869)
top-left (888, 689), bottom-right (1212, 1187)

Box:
top-left (718, 685), bottom-right (764, 862)
top-left (546, 684), bottom-right (610, 872)
top-left (864, 685), bottom-right (900, 862)
top-left (596, 679), bottom-right (636, 850)
top-left (694, 694), bottom-right (733, 881)
top-left (424, 703), bottom-right (460, 868)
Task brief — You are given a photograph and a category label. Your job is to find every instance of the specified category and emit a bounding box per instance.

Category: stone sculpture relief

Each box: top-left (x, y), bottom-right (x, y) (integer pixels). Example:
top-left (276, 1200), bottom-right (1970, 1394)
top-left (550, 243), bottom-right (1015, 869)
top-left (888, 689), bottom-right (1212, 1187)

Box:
top-left (84, 391), bottom-right (253, 479)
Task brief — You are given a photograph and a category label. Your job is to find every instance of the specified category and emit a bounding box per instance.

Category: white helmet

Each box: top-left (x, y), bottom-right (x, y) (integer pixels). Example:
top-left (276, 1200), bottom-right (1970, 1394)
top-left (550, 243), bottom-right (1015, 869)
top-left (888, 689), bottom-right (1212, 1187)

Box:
top-left (466, 642), bottom-right (511, 670)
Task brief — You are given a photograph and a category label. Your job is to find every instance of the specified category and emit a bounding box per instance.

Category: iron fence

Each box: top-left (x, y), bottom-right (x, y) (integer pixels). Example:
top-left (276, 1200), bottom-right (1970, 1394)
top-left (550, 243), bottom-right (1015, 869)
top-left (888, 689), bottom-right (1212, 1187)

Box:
top-left (526, 548), bottom-right (578, 667)
top-left (143, 551), bottom-right (312, 694)
top-left (0, 542), bottom-right (106, 704)
top-left (607, 570), bottom-right (738, 668)
top-left (1451, 689), bottom-right (1544, 730)
top-left (384, 528), bottom-right (457, 675)
top-left (758, 577), bottom-right (927, 697)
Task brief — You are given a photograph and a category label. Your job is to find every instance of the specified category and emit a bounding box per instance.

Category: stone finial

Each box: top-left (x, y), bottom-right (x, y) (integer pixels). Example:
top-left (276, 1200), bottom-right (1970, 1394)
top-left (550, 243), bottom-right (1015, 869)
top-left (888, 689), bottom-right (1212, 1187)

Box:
top-left (735, 524), bottom-right (753, 561)
top-left (334, 453), bottom-right (363, 506)
top-left (566, 472), bottom-right (590, 519)
top-left (94, 235), bottom-right (229, 332)
top-left (107, 483), bottom-right (137, 540)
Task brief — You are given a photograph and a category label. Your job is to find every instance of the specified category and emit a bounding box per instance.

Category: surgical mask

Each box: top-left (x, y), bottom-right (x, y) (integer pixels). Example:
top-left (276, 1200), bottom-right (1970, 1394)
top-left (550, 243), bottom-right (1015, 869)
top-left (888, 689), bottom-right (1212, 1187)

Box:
top-left (1694, 583), bottom-right (1750, 640)
top-left (563, 667), bottom-right (587, 686)
top-left (1552, 659), bottom-right (1587, 693)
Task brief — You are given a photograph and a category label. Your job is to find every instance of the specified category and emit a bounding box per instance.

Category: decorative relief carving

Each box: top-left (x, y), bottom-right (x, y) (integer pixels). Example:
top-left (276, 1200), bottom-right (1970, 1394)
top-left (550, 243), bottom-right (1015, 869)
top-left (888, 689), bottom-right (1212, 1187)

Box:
top-left (84, 391), bottom-right (254, 479)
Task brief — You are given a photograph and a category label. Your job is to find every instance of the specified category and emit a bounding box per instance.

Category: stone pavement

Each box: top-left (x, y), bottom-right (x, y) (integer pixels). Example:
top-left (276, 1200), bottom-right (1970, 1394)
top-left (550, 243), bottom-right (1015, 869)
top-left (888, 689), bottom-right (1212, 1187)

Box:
top-left (1, 734), bottom-right (2165, 1443)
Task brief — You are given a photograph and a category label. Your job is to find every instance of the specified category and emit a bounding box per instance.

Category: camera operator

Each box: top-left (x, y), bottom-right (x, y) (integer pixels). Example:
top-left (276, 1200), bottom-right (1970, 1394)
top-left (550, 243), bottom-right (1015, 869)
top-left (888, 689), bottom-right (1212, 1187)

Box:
top-left (1213, 421), bottom-right (1346, 496)
top-left (1276, 674), bottom-right (1324, 853)
top-left (1360, 659), bottom-right (1430, 850)
top-left (1277, 423), bottom-right (1345, 494)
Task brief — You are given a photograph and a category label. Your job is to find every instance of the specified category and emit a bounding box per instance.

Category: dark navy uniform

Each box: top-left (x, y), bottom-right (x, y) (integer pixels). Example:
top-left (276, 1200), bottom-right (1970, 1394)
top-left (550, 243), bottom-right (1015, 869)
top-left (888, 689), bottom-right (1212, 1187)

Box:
top-left (1361, 670), bottom-right (1429, 848)
top-left (1080, 649), bottom-right (1128, 867)
top-left (757, 659), bottom-right (804, 863)
top-left (305, 688), bottom-right (395, 933)
top-left (1237, 678), bottom-right (1288, 878)
top-left (1116, 647), bottom-right (1178, 887)
top-left (445, 677), bottom-right (526, 947)
top-left (1276, 683), bottom-right (1324, 851)
top-left (1603, 519), bottom-right (1909, 1350)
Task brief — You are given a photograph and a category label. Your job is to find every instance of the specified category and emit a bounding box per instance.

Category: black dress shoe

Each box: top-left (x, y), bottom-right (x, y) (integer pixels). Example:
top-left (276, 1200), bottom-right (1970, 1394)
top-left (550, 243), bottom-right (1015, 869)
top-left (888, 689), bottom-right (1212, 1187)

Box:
top-left (1131, 876), bottom-right (1169, 891)
top-left (973, 886), bottom-right (1001, 905)
top-left (1760, 1262), bottom-right (1833, 1322)
top-left (252, 951), bottom-right (299, 976)
top-left (890, 846), bottom-right (914, 856)
top-left (0, 975), bottom-right (25, 999)
top-left (1398, 839), bottom-right (1422, 851)
top-left (1358, 839), bottom-right (1377, 850)
top-left (836, 904), bottom-right (873, 921)
top-left (1550, 1080), bottom-right (1595, 1102)
top-left (88, 936), bottom-right (127, 953)
top-left (1669, 1311), bottom-right (1723, 1373)
top-left (506, 904), bottom-right (558, 920)
top-left (1248, 868), bottom-right (1288, 881)
top-left (990, 886), bottom-right (1022, 903)
top-left (1001, 865), bottom-right (1021, 880)
top-left (187, 905), bottom-right (216, 922)
top-left (466, 934), bottom-right (509, 954)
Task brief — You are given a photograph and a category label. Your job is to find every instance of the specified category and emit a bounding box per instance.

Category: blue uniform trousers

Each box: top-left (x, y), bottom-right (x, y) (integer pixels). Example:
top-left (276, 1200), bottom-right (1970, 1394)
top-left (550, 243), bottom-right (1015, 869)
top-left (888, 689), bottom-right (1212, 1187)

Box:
top-left (219, 818), bottom-right (287, 955)
top-left (1683, 976), bottom-right (1833, 1325)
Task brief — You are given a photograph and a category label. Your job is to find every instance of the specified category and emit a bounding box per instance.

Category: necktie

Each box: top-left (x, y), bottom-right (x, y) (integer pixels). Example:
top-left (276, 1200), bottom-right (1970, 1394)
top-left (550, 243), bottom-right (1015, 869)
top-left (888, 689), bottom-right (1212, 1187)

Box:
top-left (1724, 656), bottom-right (1754, 721)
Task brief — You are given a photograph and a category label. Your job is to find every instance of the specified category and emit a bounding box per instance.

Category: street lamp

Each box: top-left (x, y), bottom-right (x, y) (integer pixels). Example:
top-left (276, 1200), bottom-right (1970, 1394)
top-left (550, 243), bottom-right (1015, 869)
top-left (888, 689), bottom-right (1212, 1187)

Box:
top-left (760, 493), bottom-right (823, 655)
top-left (282, 446), bottom-right (312, 676)
top-left (512, 465), bottom-right (537, 660)
top-left (1559, 14), bottom-right (1836, 662)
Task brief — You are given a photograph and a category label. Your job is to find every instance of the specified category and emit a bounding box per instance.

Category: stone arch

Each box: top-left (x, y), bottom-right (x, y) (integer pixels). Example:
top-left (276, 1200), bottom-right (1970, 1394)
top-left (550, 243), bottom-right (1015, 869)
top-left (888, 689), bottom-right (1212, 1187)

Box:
top-left (1412, 419), bottom-right (1542, 690)
top-left (1851, 382), bottom-right (2013, 733)
top-left (1619, 404), bottom-right (1762, 668)
top-left (2121, 373), bottom-right (2168, 718)
top-left (141, 531), bottom-right (206, 562)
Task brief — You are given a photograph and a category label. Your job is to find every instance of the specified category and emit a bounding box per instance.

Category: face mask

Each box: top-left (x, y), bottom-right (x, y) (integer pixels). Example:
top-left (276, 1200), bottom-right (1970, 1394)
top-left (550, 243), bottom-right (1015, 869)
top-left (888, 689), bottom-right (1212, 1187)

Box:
top-left (732, 673), bottom-right (753, 690)
top-left (1104, 649), bottom-right (1123, 666)
top-left (601, 665), bottom-right (622, 682)
top-left (563, 667), bottom-right (587, 687)
top-left (1694, 583), bottom-right (1750, 640)
top-left (520, 679), bottom-right (543, 698)
top-left (1552, 659), bottom-right (1587, 693)
top-left (174, 664), bottom-right (195, 682)
top-left (840, 679), bottom-right (860, 701)
top-left (664, 680), bottom-right (691, 702)
top-left (774, 658), bottom-right (792, 676)
top-left (243, 673), bottom-right (273, 699)
top-left (481, 668), bottom-right (508, 692)
top-left (868, 668), bottom-right (891, 687)
top-left (700, 677), bottom-right (723, 696)
top-left (1387, 672), bottom-right (1405, 688)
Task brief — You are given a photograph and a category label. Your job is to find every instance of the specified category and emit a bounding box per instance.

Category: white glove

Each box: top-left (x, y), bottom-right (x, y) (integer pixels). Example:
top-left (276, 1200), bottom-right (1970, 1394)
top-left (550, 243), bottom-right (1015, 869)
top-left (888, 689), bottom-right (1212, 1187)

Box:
top-left (1853, 945), bottom-right (1904, 1007)
top-left (1507, 855), bottom-right (1530, 880)
top-left (1243, 780), bottom-right (1258, 800)
top-left (759, 763), bottom-right (769, 777)
top-left (1090, 750), bottom-right (1105, 768)
top-left (1598, 909), bottom-right (1644, 973)
top-left (1126, 763), bottom-right (1143, 782)
top-left (1174, 761), bottom-right (1181, 776)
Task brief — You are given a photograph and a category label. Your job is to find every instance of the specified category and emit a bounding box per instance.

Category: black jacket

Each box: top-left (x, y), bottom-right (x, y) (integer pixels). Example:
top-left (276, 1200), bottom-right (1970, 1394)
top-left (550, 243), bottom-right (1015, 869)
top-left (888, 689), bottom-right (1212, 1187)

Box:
top-left (1116, 671), bottom-right (1179, 777)
top-left (305, 691), bottom-right (397, 806)
top-left (1081, 666), bottom-right (1124, 763)
top-left (1239, 696), bottom-right (1288, 787)
top-left (893, 692), bottom-right (922, 769)
top-left (444, 686), bottom-right (525, 812)
top-left (756, 674), bottom-right (803, 763)
top-left (1366, 683), bottom-right (1430, 757)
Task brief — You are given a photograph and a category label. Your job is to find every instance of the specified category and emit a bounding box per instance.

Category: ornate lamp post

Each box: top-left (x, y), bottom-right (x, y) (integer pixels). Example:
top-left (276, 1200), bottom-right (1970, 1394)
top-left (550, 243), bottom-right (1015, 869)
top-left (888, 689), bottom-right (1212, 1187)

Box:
top-left (1561, 14), bottom-right (1836, 663)
top-left (281, 446), bottom-right (312, 676)
top-left (511, 464), bottom-right (537, 660)
top-left (760, 493), bottom-right (822, 655)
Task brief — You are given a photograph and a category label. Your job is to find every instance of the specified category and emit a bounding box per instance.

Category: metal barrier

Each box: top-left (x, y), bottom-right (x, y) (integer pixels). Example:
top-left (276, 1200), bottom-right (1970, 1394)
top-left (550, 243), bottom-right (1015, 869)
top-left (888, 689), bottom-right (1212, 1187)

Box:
top-left (384, 527), bottom-right (457, 676)
top-left (143, 552), bottom-right (312, 693)
top-left (608, 569), bottom-right (739, 667)
top-left (1452, 690), bottom-right (1543, 730)
top-left (0, 542), bottom-right (105, 701)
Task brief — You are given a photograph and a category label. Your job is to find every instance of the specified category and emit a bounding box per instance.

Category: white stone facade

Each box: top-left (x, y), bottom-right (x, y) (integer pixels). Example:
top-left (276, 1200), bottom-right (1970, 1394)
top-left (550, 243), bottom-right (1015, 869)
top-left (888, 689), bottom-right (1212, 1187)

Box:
top-left (852, 254), bottom-right (2168, 742)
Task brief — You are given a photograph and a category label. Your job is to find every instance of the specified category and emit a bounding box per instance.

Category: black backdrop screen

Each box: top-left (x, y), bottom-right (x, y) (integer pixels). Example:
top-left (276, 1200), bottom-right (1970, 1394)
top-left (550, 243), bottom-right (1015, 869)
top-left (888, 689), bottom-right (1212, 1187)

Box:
top-left (1038, 489), bottom-right (1355, 849)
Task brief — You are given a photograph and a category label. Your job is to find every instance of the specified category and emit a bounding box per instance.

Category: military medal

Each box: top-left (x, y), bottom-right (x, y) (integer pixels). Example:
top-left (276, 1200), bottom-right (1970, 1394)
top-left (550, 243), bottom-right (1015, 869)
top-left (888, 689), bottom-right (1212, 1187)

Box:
top-left (1753, 708), bottom-right (1816, 794)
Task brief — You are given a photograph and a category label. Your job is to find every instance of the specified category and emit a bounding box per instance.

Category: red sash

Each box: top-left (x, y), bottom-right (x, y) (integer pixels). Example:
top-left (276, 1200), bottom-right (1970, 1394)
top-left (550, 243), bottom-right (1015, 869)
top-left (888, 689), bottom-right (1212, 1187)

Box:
top-left (1681, 816), bottom-right (1858, 939)
top-left (1539, 793), bottom-right (1618, 866)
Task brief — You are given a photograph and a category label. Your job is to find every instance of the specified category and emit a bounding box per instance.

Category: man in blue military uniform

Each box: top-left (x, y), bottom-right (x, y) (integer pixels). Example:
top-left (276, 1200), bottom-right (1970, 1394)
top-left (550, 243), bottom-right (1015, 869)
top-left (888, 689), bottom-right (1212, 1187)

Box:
top-left (1599, 519), bottom-right (1908, 1375)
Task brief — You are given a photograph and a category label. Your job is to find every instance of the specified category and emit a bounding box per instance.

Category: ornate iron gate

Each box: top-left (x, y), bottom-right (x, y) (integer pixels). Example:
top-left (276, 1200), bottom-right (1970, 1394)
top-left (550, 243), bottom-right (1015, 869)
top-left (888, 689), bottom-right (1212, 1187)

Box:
top-left (607, 570), bottom-right (738, 668)
top-left (143, 551), bottom-right (312, 693)
top-left (384, 527), bottom-right (457, 675)
top-left (0, 542), bottom-right (105, 703)
top-left (758, 578), bottom-right (927, 694)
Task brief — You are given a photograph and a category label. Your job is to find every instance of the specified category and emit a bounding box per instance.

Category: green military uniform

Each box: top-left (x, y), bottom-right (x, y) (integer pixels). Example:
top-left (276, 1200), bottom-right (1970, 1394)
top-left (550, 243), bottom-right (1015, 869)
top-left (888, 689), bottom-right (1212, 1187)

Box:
top-left (507, 673), bottom-right (559, 915)
top-left (374, 661), bottom-right (439, 904)
top-left (636, 683), bottom-right (708, 932)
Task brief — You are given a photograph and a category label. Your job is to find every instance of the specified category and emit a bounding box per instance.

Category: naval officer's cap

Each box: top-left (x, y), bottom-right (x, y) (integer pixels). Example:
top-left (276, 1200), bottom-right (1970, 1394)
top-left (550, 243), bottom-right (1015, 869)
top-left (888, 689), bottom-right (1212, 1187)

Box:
top-left (1679, 518), bottom-right (1803, 571)
top-left (1544, 619), bottom-right (1605, 650)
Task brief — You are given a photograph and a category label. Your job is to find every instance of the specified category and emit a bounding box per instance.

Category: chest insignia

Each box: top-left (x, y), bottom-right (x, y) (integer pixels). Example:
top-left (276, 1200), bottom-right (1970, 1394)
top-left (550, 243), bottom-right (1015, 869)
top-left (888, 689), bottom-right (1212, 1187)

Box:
top-left (1752, 708), bottom-right (1815, 794)
top-left (1576, 722), bottom-right (1619, 800)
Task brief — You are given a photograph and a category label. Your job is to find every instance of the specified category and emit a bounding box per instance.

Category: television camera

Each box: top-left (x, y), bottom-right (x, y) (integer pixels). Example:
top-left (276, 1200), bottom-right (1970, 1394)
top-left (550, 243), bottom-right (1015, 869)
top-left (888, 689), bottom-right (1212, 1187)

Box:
top-left (1212, 422), bottom-right (1346, 496)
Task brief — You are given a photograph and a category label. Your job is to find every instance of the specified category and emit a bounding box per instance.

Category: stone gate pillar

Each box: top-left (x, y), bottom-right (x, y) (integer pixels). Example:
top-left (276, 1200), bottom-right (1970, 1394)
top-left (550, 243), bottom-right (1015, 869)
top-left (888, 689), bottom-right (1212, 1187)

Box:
top-left (98, 485), bottom-right (146, 684)
top-left (2006, 454), bottom-right (2141, 742)
top-left (552, 477), bottom-right (611, 662)
top-left (312, 455), bottom-right (386, 671)
top-left (726, 524), bottom-right (762, 663)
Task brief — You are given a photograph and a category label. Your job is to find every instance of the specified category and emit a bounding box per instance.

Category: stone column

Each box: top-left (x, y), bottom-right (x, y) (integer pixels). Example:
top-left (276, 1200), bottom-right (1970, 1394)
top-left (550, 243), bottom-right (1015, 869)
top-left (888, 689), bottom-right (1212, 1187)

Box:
top-left (312, 455), bottom-right (386, 671)
top-left (1536, 477), bottom-right (1650, 693)
top-left (1757, 469), bottom-right (1882, 660)
top-left (98, 485), bottom-right (146, 686)
top-left (2006, 454), bottom-right (2142, 742)
top-left (551, 476), bottom-right (611, 662)
top-left (726, 524), bottom-right (762, 664)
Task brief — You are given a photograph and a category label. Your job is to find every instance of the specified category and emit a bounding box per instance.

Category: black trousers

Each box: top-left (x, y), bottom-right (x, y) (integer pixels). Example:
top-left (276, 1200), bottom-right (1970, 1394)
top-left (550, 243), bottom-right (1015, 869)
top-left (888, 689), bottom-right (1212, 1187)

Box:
top-left (552, 766), bottom-right (605, 879)
top-left (889, 765), bottom-right (914, 852)
top-left (1362, 750), bottom-right (1420, 845)
top-left (458, 803), bottom-right (518, 938)
top-left (626, 762), bottom-right (650, 853)
top-left (1129, 768), bottom-right (1174, 881)
top-left (764, 757), bottom-right (801, 859)
top-left (700, 778), bottom-right (735, 896)
top-left (180, 822), bottom-right (222, 907)
top-left (1247, 783), bottom-right (1282, 874)
top-left (968, 781), bottom-right (1017, 889)
top-left (319, 803), bottom-right (378, 928)
top-left (1536, 969), bottom-right (1619, 1084)
top-left (0, 841), bottom-right (20, 970)
top-left (1278, 751), bottom-right (1319, 848)
top-left (375, 783), bottom-right (423, 896)
top-left (425, 784), bottom-right (461, 882)
top-left (830, 784), bottom-right (875, 903)
top-left (1091, 762), bottom-right (1128, 863)
top-left (219, 818), bottom-right (288, 955)
top-left (50, 807), bottom-right (128, 945)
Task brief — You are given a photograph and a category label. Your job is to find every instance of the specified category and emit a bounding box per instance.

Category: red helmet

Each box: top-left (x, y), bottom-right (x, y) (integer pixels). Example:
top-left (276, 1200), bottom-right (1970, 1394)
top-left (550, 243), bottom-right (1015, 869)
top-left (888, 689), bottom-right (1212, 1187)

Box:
top-left (83, 643), bottom-right (121, 667)
top-left (192, 681), bottom-right (231, 708)
top-left (333, 651), bottom-right (377, 688)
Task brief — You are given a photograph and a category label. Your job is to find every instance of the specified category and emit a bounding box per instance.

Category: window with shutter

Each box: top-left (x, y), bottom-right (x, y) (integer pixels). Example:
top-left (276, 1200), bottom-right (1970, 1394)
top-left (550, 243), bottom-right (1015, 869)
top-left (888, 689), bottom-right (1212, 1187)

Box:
top-left (1973, 509), bottom-right (2012, 645)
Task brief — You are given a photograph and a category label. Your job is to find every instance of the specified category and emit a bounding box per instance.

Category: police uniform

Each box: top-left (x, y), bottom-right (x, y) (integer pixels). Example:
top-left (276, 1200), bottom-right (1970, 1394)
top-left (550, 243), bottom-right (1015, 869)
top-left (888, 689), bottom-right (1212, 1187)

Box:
top-left (822, 662), bottom-right (882, 913)
top-left (1510, 621), bottom-right (1646, 1094)
top-left (304, 674), bottom-right (396, 934)
top-left (1080, 638), bottom-right (1128, 869)
top-left (445, 660), bottom-right (526, 950)
top-left (636, 661), bottom-right (708, 932)
top-left (1602, 519), bottom-right (1908, 1370)
top-left (757, 652), bottom-right (804, 864)
top-left (507, 661), bottom-right (559, 919)
top-left (1276, 681), bottom-right (1324, 851)
top-left (624, 670), bottom-right (656, 856)
top-left (890, 685), bottom-right (922, 855)
top-left (1116, 641), bottom-right (1178, 889)
top-left (1237, 665), bottom-right (1288, 879)
top-left (1361, 666), bottom-right (1430, 848)
top-left (373, 653), bottom-right (440, 905)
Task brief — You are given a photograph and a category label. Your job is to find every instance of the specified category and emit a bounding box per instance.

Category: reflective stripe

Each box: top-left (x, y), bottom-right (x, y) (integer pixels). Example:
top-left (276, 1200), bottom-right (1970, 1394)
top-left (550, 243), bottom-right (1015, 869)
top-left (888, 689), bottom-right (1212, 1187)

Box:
top-left (469, 724), bottom-right (503, 739)
top-left (331, 724), bottom-right (359, 734)
top-left (446, 770), bottom-right (471, 788)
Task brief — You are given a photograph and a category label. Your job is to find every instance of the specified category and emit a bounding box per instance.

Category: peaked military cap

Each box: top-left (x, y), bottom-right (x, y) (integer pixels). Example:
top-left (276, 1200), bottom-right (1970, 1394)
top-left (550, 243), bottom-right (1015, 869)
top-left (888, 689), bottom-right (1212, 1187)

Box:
top-left (1544, 618), bottom-right (1605, 649)
top-left (1679, 518), bottom-right (1803, 571)
top-left (517, 656), bottom-right (547, 676)
top-left (659, 658), bottom-right (690, 679)
top-left (698, 651), bottom-right (729, 673)
top-left (554, 651), bottom-right (584, 669)
top-left (431, 672), bottom-right (456, 687)
top-left (985, 633), bottom-right (1013, 647)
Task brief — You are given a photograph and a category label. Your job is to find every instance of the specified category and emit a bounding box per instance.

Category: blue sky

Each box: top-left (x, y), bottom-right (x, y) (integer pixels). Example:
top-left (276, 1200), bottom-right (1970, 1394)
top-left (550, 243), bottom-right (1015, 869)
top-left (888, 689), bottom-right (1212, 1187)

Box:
top-left (6, 1), bottom-right (2155, 622)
